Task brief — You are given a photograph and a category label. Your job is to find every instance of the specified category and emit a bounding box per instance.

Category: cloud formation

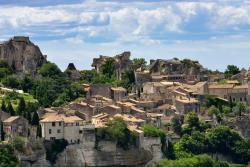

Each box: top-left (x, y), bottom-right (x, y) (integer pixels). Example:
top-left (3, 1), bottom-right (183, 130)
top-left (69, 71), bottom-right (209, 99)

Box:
top-left (0, 0), bottom-right (249, 44)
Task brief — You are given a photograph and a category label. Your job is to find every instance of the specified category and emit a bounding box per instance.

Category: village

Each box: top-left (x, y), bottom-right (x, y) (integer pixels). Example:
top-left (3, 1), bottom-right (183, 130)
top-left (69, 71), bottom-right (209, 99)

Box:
top-left (0, 38), bottom-right (249, 166)
top-left (0, 50), bottom-right (249, 146)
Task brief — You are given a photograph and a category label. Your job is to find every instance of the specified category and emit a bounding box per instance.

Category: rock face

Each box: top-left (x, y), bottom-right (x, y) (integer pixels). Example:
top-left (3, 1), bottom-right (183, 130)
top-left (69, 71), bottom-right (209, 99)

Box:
top-left (55, 141), bottom-right (152, 167)
top-left (0, 36), bottom-right (47, 75)
top-left (19, 149), bottom-right (51, 167)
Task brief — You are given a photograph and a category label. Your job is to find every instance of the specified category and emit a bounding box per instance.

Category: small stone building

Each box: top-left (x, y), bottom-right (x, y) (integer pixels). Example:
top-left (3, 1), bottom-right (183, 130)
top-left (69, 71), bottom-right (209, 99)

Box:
top-left (3, 116), bottom-right (29, 141)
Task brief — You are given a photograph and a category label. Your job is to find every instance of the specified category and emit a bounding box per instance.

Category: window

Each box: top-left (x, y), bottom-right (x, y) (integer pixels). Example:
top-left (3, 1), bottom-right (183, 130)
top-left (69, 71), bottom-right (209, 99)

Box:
top-left (49, 129), bottom-right (52, 134)
top-left (52, 122), bottom-right (55, 126)
top-left (76, 122), bottom-right (79, 126)
top-left (240, 98), bottom-right (242, 102)
top-left (57, 129), bottom-right (61, 133)
top-left (59, 122), bottom-right (61, 126)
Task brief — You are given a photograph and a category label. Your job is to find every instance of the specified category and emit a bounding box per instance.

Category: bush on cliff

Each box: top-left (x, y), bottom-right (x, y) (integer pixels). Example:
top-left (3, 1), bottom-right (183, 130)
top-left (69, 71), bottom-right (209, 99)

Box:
top-left (0, 144), bottom-right (19, 167)
top-left (45, 139), bottom-right (68, 164)
top-left (95, 117), bottom-right (137, 150)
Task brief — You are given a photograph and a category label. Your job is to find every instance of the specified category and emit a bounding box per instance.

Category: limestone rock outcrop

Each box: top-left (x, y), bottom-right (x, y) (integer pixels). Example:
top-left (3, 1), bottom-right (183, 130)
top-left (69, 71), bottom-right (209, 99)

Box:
top-left (55, 141), bottom-right (152, 167)
top-left (65, 63), bottom-right (81, 81)
top-left (0, 36), bottom-right (47, 75)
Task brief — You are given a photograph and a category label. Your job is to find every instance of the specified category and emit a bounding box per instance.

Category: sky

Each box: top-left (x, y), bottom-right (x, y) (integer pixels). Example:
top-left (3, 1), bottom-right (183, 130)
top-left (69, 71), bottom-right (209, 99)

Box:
top-left (0, 0), bottom-right (250, 71)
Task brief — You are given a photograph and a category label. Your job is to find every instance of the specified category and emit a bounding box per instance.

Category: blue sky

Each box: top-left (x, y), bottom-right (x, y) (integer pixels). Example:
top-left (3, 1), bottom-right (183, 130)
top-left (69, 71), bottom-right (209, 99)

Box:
top-left (0, 0), bottom-right (250, 71)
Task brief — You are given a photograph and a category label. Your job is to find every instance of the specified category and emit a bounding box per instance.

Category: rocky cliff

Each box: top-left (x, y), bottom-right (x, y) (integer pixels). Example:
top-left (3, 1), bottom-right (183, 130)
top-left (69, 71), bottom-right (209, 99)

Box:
top-left (0, 36), bottom-right (47, 75)
top-left (55, 142), bottom-right (152, 167)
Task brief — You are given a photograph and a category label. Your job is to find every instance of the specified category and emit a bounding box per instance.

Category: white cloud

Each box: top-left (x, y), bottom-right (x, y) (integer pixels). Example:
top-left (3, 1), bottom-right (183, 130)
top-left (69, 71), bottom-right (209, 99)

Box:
top-left (0, 0), bottom-right (250, 45)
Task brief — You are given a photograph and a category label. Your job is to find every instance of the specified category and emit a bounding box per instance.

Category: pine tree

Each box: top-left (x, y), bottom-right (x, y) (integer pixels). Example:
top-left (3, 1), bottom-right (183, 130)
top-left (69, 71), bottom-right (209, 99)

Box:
top-left (1, 100), bottom-right (6, 112)
top-left (31, 111), bottom-right (39, 126)
top-left (7, 101), bottom-right (15, 116)
top-left (17, 97), bottom-right (26, 116)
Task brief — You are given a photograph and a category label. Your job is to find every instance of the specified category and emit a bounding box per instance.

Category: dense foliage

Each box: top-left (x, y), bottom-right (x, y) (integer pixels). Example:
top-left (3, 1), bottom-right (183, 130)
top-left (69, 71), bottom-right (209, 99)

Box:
top-left (151, 154), bottom-right (238, 167)
top-left (0, 144), bottom-right (19, 167)
top-left (45, 139), bottom-right (68, 164)
top-left (96, 117), bottom-right (136, 150)
top-left (170, 112), bottom-right (250, 164)
top-left (0, 61), bottom-right (84, 107)
top-left (224, 65), bottom-right (240, 78)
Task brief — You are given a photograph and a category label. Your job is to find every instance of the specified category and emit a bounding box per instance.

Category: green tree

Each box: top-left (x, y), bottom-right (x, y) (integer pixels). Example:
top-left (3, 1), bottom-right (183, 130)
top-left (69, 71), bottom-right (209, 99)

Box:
top-left (235, 102), bottom-right (246, 116)
top-left (80, 69), bottom-right (97, 83)
top-left (206, 126), bottom-right (242, 154)
top-left (34, 78), bottom-right (57, 107)
top-left (17, 97), bottom-right (25, 116)
top-left (31, 111), bottom-right (40, 126)
top-left (37, 125), bottom-right (42, 138)
top-left (96, 117), bottom-right (136, 150)
top-left (232, 139), bottom-right (250, 164)
top-left (12, 137), bottom-right (25, 153)
top-left (0, 60), bottom-right (12, 79)
top-left (38, 62), bottom-right (62, 78)
top-left (132, 58), bottom-right (147, 70)
top-left (224, 65), bottom-right (240, 78)
top-left (101, 58), bottom-right (115, 78)
top-left (1, 122), bottom-right (5, 141)
top-left (171, 116), bottom-right (182, 135)
top-left (7, 101), bottom-right (15, 116)
top-left (1, 100), bottom-right (7, 112)
top-left (174, 131), bottom-right (209, 157)
top-left (0, 145), bottom-right (19, 167)
top-left (26, 110), bottom-right (32, 124)
top-left (152, 154), bottom-right (230, 167)
top-left (184, 112), bottom-right (199, 129)
top-left (20, 75), bottom-right (34, 92)
top-left (2, 75), bottom-right (20, 89)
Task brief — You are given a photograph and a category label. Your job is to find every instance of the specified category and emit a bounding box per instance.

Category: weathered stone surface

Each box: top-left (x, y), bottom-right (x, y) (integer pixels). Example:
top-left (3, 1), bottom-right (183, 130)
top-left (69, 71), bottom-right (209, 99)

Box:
top-left (65, 63), bottom-right (81, 81)
top-left (55, 142), bottom-right (152, 167)
top-left (0, 36), bottom-right (47, 75)
top-left (92, 51), bottom-right (132, 80)
top-left (19, 150), bottom-right (51, 167)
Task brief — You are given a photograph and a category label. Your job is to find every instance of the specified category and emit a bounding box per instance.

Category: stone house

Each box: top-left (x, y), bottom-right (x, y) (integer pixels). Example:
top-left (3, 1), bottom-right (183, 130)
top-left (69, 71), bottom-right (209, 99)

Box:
top-left (87, 84), bottom-right (127, 102)
top-left (173, 96), bottom-right (200, 114)
top-left (40, 114), bottom-right (87, 144)
top-left (91, 113), bottom-right (110, 128)
top-left (111, 87), bottom-right (127, 101)
top-left (208, 83), bottom-right (249, 104)
top-left (3, 116), bottom-right (29, 141)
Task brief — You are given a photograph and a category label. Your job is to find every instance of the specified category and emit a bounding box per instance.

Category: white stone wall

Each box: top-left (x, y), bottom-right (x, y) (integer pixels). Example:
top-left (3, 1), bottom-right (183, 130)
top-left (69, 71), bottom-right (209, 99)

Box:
top-left (64, 125), bottom-right (80, 144)
top-left (41, 122), bottom-right (64, 140)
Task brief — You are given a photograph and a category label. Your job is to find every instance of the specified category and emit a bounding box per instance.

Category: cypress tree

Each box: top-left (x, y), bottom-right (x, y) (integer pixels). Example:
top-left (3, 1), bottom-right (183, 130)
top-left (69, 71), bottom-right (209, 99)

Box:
top-left (31, 111), bottom-right (39, 126)
top-left (26, 110), bottom-right (32, 124)
top-left (17, 97), bottom-right (25, 116)
top-left (36, 125), bottom-right (42, 138)
top-left (7, 101), bottom-right (15, 116)
top-left (1, 100), bottom-right (6, 112)
top-left (0, 122), bottom-right (5, 141)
